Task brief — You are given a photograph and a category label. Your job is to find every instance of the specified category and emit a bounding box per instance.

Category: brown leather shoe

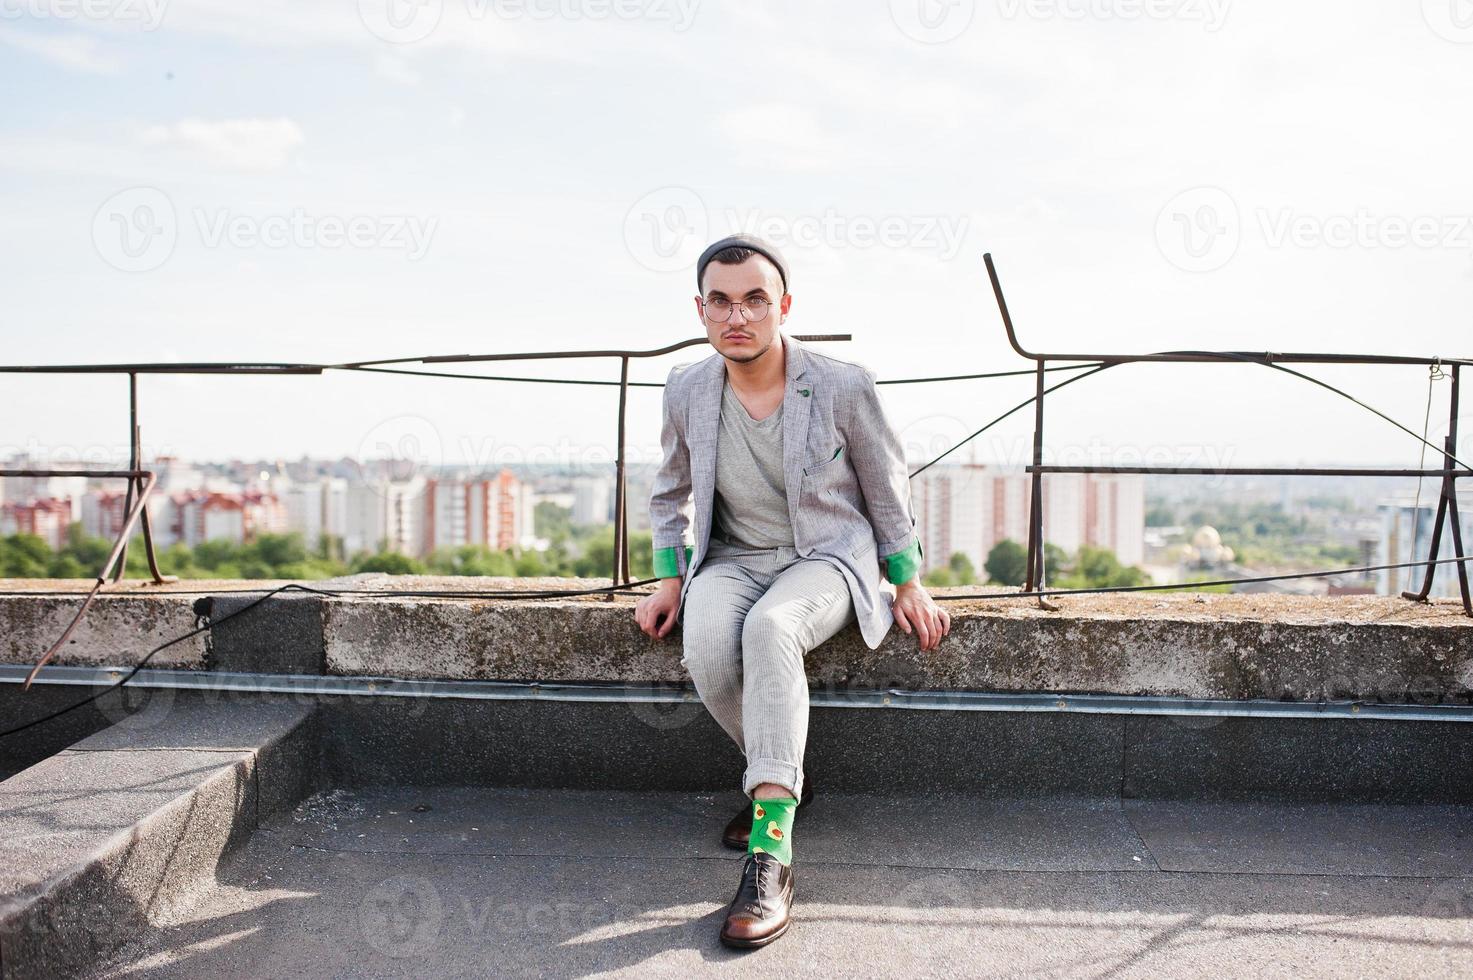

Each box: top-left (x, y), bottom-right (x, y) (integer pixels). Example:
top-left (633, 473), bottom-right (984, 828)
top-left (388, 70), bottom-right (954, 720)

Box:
top-left (721, 776), bottom-right (813, 850)
top-left (719, 851), bottom-right (794, 949)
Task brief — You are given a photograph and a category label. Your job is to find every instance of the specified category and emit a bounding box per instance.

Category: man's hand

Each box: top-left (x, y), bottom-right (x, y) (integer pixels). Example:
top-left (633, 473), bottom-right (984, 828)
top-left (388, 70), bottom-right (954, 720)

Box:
top-left (635, 579), bottom-right (683, 640)
top-left (892, 581), bottom-right (950, 651)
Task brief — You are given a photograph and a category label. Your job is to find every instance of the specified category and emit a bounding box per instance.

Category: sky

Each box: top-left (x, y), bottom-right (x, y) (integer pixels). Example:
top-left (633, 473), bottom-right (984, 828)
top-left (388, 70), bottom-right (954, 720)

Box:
top-left (2, 0), bottom-right (1471, 481)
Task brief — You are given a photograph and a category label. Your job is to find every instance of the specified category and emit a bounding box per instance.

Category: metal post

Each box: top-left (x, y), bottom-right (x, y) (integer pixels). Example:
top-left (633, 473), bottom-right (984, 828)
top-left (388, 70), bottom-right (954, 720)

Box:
top-left (112, 373), bottom-right (139, 582)
top-left (1024, 359), bottom-right (1045, 593)
top-left (1402, 363), bottom-right (1472, 613)
top-left (612, 354), bottom-right (631, 591)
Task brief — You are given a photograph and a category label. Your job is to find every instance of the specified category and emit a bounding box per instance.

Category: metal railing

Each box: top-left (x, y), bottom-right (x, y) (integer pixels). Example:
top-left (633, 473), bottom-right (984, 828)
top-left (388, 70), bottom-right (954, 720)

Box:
top-left (982, 252), bottom-right (1471, 615)
top-left (1, 254), bottom-right (1469, 645)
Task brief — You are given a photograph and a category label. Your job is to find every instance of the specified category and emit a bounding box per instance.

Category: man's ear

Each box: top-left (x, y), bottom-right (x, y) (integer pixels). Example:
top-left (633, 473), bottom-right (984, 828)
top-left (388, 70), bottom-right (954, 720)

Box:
top-left (779, 292), bottom-right (793, 322)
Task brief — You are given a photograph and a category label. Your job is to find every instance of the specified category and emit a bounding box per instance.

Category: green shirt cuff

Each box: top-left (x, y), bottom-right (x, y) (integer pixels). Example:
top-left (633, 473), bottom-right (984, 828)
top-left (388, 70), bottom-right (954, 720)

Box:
top-left (881, 536), bottom-right (923, 586)
top-left (653, 544), bottom-right (693, 579)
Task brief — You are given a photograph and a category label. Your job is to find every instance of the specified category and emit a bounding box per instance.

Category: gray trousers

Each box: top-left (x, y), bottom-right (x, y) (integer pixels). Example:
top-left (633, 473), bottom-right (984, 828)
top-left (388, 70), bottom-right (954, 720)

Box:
top-left (680, 537), bottom-right (857, 801)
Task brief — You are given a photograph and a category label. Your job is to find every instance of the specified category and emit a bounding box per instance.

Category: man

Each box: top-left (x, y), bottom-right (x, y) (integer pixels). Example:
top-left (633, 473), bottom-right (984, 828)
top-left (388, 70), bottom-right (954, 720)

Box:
top-left (633, 233), bottom-right (950, 949)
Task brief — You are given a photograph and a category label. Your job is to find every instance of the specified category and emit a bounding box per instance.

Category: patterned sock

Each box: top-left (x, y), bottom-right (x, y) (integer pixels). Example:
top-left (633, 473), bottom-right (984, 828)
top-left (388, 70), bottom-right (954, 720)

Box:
top-left (746, 796), bottom-right (797, 865)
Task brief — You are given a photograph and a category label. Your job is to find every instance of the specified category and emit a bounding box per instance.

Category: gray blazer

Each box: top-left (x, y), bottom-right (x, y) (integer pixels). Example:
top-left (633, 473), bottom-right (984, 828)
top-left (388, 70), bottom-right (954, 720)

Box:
top-left (648, 330), bottom-right (924, 650)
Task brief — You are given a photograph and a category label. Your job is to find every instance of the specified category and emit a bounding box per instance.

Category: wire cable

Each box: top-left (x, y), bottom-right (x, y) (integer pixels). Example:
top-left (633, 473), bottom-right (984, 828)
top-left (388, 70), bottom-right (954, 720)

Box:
top-left (1405, 360), bottom-right (1449, 590)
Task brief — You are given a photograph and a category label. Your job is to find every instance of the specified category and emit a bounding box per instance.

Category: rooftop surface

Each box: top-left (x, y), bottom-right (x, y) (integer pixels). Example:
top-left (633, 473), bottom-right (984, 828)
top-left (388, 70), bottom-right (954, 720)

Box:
top-left (3, 580), bottom-right (1472, 978)
top-left (90, 786), bottom-right (1473, 977)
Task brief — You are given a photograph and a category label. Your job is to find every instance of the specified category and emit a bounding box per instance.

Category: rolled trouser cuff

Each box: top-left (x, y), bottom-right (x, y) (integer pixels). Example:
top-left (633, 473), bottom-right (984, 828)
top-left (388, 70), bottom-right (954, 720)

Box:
top-left (743, 757), bottom-right (803, 801)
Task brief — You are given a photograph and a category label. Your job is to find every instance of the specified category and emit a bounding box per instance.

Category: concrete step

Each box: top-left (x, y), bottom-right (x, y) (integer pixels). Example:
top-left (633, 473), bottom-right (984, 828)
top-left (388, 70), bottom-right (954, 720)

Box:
top-left (0, 697), bottom-right (318, 980)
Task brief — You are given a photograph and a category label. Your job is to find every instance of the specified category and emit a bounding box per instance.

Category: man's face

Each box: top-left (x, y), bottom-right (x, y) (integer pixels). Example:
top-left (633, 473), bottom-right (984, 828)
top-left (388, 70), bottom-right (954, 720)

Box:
top-left (694, 255), bottom-right (793, 365)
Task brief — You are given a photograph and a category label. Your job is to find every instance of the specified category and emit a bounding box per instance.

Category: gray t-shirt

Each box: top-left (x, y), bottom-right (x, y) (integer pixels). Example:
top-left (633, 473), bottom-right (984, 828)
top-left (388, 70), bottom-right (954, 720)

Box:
top-left (712, 376), bottom-right (794, 549)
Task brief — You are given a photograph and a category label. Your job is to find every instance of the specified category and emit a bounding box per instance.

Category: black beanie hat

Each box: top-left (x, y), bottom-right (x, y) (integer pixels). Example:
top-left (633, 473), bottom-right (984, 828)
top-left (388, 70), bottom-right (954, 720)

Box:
top-left (696, 234), bottom-right (790, 294)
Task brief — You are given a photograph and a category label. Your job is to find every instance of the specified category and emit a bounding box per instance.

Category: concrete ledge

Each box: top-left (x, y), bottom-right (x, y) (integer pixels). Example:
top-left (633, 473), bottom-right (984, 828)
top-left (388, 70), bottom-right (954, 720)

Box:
top-left (3, 577), bottom-right (1468, 702)
top-left (196, 591), bottom-right (325, 675)
top-left (0, 585), bottom-right (207, 671)
top-left (0, 696), bottom-right (318, 980)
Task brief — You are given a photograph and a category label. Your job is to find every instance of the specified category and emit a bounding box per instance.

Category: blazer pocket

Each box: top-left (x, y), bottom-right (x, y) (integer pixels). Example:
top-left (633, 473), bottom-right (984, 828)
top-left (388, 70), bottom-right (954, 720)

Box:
top-left (802, 444), bottom-right (845, 477)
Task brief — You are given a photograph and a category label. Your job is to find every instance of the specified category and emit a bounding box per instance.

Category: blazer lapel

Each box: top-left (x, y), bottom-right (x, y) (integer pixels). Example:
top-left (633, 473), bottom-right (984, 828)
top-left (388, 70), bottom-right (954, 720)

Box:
top-left (691, 355), bottom-right (724, 531)
top-left (779, 331), bottom-right (812, 523)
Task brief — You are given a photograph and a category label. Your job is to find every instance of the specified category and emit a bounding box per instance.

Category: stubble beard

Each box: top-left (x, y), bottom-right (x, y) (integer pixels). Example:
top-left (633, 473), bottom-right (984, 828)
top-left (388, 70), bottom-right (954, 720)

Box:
top-left (722, 334), bottom-right (774, 365)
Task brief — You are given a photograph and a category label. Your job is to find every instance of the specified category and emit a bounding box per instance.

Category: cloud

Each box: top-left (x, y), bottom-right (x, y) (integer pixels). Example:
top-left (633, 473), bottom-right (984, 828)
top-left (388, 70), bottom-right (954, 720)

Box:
top-left (137, 117), bottom-right (305, 172)
top-left (0, 26), bottom-right (119, 73)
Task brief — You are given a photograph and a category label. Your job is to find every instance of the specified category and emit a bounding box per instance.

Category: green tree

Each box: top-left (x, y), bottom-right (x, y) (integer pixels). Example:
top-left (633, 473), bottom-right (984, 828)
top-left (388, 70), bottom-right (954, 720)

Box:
top-left (573, 528), bottom-right (617, 578)
top-left (923, 565), bottom-right (956, 587)
top-left (48, 554), bottom-right (86, 578)
top-left (985, 539), bottom-right (1027, 586)
top-left (1052, 544), bottom-right (1149, 590)
top-left (0, 533), bottom-right (50, 577)
top-left (352, 551), bottom-right (426, 575)
top-left (193, 539), bottom-right (240, 572)
top-left (315, 532), bottom-right (345, 562)
top-left (248, 532), bottom-right (308, 569)
top-left (536, 499), bottom-right (574, 537)
top-left (425, 545), bottom-right (517, 577)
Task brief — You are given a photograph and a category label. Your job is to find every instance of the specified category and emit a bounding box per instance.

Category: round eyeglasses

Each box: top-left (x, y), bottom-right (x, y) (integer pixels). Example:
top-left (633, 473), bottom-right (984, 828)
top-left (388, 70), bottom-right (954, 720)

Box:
top-left (701, 296), bottom-right (771, 324)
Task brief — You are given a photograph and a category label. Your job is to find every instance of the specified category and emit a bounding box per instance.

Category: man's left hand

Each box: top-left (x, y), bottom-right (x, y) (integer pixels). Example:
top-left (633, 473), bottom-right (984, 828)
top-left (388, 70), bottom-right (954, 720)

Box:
top-left (892, 581), bottom-right (951, 652)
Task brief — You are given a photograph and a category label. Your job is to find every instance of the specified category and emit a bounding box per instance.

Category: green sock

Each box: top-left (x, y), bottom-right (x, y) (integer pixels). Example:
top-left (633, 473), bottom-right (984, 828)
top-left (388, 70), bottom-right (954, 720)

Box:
top-left (747, 796), bottom-right (797, 865)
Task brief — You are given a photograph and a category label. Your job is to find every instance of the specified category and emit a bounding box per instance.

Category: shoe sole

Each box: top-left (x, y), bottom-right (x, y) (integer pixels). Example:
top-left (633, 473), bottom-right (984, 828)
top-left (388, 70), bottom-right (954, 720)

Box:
top-left (720, 916), bottom-right (790, 949)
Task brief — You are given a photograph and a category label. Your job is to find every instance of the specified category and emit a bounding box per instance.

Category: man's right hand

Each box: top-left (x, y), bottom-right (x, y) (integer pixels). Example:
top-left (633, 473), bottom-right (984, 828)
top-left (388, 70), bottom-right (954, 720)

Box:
top-left (634, 579), bottom-right (683, 640)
